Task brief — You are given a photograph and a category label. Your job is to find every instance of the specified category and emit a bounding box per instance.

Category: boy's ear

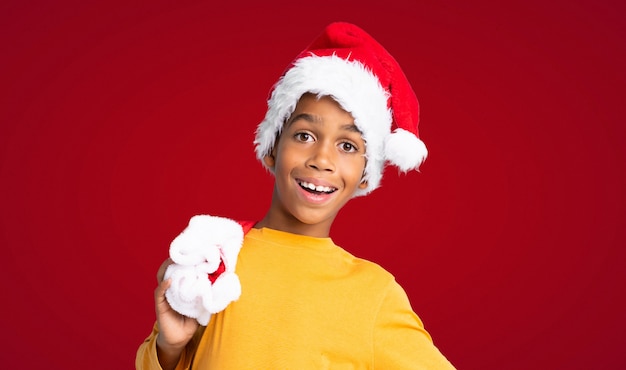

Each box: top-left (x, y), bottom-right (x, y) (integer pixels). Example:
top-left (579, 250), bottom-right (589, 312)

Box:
top-left (263, 147), bottom-right (277, 169)
top-left (358, 168), bottom-right (368, 189)
top-left (264, 134), bottom-right (281, 169)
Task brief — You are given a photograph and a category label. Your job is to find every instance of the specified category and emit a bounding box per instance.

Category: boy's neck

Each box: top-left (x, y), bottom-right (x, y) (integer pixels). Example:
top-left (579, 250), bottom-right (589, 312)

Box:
top-left (254, 212), bottom-right (333, 238)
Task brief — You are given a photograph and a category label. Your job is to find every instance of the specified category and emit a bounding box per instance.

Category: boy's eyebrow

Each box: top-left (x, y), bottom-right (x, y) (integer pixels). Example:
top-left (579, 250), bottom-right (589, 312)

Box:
top-left (341, 123), bottom-right (362, 134)
top-left (287, 113), bottom-right (322, 126)
top-left (287, 113), bottom-right (362, 134)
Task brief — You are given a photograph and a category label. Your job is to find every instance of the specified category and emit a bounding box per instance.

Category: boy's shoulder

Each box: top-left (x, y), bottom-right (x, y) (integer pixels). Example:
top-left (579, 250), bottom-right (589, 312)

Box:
top-left (345, 251), bottom-right (395, 277)
top-left (323, 247), bottom-right (397, 289)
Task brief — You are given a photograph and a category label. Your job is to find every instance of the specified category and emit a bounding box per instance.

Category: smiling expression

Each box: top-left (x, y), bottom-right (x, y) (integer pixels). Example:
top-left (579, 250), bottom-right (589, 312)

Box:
top-left (261, 93), bottom-right (368, 237)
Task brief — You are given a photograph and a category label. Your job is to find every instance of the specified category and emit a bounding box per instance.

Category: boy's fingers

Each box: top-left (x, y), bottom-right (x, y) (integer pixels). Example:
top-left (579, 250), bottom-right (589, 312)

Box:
top-left (155, 278), bottom-right (172, 303)
top-left (162, 278), bottom-right (172, 290)
top-left (156, 258), bottom-right (174, 283)
top-left (154, 279), bottom-right (175, 319)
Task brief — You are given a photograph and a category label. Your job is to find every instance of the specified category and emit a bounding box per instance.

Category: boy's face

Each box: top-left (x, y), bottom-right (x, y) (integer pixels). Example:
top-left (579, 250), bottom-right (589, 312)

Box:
top-left (263, 93), bottom-right (368, 237)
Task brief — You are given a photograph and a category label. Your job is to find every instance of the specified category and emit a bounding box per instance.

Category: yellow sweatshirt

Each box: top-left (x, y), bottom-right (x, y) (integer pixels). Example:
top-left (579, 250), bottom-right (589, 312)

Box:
top-left (136, 227), bottom-right (455, 369)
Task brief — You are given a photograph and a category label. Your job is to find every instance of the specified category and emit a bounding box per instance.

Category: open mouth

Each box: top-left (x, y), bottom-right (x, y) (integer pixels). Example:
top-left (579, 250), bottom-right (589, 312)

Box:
top-left (298, 180), bottom-right (337, 195)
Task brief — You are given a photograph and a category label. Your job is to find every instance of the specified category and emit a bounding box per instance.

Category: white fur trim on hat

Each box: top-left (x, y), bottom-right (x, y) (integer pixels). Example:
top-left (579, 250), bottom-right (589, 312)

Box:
top-left (254, 54), bottom-right (391, 196)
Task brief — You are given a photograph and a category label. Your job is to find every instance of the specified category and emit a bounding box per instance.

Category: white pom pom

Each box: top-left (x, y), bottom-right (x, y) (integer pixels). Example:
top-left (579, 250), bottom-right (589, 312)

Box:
top-left (384, 128), bottom-right (428, 172)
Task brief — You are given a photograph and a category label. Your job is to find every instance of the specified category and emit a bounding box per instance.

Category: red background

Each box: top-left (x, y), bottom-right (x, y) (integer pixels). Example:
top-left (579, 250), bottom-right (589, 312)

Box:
top-left (1, 1), bottom-right (624, 369)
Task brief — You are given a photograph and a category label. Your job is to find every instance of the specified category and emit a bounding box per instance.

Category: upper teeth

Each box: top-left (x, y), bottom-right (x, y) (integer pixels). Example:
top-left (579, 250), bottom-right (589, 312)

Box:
top-left (300, 181), bottom-right (334, 193)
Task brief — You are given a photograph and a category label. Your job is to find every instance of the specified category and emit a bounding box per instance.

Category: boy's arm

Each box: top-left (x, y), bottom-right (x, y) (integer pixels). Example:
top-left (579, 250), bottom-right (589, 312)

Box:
top-left (135, 322), bottom-right (204, 370)
top-left (373, 280), bottom-right (456, 369)
top-left (135, 259), bottom-right (202, 370)
top-left (136, 322), bottom-right (177, 370)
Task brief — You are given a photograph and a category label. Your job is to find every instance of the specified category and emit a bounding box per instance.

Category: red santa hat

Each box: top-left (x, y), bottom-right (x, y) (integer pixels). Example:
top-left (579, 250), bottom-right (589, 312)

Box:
top-left (254, 22), bottom-right (427, 196)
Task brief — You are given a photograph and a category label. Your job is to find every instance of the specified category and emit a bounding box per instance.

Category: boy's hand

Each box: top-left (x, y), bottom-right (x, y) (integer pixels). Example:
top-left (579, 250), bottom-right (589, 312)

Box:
top-left (154, 258), bottom-right (199, 369)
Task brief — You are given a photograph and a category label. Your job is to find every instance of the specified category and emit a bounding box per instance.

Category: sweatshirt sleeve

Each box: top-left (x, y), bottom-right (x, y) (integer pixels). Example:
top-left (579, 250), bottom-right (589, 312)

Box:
top-left (135, 323), bottom-right (198, 370)
top-left (372, 280), bottom-right (456, 369)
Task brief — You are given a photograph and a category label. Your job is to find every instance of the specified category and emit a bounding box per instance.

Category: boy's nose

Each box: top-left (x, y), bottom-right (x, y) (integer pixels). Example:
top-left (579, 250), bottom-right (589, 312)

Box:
top-left (306, 143), bottom-right (335, 172)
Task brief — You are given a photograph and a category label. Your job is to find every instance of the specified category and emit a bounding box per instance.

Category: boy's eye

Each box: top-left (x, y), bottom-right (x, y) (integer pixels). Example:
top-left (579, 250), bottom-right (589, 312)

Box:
top-left (295, 132), bottom-right (314, 142)
top-left (339, 142), bottom-right (357, 153)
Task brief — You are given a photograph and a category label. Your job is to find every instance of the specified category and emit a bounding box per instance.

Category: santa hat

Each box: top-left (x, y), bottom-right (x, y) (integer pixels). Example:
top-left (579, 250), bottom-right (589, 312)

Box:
top-left (254, 22), bottom-right (427, 196)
